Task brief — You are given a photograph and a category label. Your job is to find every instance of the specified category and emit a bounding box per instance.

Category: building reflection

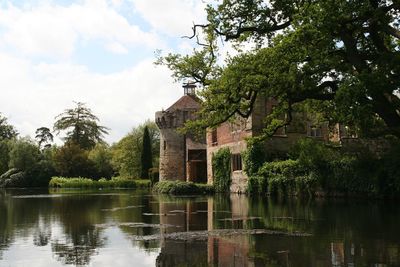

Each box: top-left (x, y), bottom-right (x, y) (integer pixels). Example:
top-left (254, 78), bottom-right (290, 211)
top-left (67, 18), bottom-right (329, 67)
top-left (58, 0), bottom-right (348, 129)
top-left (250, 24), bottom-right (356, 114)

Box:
top-left (1, 189), bottom-right (400, 266)
top-left (155, 195), bottom-right (400, 267)
top-left (156, 199), bottom-right (209, 266)
top-left (156, 195), bottom-right (256, 267)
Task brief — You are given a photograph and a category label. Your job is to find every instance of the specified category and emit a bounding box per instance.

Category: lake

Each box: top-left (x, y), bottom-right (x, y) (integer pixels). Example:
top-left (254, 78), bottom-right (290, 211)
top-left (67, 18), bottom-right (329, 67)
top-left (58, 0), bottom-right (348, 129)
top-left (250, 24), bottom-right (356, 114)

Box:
top-left (0, 189), bottom-right (399, 267)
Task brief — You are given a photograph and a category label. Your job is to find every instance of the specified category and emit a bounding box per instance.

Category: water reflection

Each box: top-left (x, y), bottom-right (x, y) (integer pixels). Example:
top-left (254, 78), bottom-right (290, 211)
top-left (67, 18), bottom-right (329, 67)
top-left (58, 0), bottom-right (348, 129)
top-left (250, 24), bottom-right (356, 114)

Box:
top-left (0, 189), bottom-right (399, 266)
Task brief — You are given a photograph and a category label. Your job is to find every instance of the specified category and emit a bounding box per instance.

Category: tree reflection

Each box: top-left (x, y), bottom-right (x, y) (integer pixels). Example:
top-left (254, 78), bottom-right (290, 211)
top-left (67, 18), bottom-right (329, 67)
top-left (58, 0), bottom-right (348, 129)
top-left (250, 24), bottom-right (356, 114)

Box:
top-left (1, 189), bottom-right (400, 266)
top-left (51, 226), bottom-right (105, 265)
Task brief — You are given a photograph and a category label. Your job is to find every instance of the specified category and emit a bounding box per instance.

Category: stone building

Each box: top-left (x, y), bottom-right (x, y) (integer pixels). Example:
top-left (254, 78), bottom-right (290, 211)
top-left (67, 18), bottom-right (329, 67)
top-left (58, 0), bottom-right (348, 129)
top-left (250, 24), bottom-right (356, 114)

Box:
top-left (206, 95), bottom-right (345, 192)
top-left (156, 85), bottom-right (356, 191)
top-left (155, 84), bottom-right (207, 183)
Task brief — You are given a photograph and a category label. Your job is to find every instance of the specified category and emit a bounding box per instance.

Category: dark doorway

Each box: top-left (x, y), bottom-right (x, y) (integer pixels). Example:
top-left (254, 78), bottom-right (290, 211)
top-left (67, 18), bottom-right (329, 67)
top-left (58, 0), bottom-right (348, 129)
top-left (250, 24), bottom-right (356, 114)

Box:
top-left (187, 149), bottom-right (207, 183)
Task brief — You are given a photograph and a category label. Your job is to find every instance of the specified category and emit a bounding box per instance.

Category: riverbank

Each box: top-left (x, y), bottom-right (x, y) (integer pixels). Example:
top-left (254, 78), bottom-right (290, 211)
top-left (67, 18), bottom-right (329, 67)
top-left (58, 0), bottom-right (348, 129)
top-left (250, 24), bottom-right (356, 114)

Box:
top-left (152, 180), bottom-right (214, 195)
top-left (49, 177), bottom-right (150, 189)
top-left (246, 139), bottom-right (400, 198)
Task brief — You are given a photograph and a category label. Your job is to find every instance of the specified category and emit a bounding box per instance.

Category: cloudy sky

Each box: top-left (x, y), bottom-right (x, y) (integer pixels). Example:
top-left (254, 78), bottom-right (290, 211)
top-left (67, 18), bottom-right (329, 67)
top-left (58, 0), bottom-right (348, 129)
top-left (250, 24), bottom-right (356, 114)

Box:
top-left (0, 0), bottom-right (208, 144)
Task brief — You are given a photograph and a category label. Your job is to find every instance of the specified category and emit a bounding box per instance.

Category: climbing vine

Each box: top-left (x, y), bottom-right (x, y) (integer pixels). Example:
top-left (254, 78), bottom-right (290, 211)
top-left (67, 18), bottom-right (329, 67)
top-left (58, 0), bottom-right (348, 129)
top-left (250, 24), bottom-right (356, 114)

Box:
top-left (242, 142), bottom-right (265, 177)
top-left (212, 148), bottom-right (231, 192)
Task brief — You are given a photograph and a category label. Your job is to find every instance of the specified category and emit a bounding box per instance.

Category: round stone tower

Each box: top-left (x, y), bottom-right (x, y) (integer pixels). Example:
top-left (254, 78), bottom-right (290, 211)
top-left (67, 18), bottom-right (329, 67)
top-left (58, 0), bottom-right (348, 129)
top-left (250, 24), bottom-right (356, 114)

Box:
top-left (155, 83), bottom-right (205, 182)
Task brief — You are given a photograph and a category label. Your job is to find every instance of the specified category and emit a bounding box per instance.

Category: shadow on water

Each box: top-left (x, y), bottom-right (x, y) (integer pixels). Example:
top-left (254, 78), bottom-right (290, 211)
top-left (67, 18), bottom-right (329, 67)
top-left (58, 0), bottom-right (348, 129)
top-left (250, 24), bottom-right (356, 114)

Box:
top-left (1, 188), bottom-right (400, 266)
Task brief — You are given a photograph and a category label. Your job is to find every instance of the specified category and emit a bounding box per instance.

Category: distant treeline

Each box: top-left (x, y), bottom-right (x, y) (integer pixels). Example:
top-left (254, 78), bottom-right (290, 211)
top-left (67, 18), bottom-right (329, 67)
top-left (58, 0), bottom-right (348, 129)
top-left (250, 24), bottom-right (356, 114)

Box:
top-left (0, 102), bottom-right (159, 187)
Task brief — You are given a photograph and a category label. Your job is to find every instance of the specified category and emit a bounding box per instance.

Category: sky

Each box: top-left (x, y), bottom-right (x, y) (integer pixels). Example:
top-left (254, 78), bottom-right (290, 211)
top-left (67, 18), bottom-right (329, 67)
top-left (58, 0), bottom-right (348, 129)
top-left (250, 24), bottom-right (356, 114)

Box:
top-left (0, 0), bottom-right (209, 144)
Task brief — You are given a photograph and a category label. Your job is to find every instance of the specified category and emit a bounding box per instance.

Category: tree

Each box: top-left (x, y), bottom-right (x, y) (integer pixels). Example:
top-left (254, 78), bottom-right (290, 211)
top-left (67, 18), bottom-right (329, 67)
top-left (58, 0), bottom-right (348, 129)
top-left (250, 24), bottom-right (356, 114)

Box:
top-left (54, 102), bottom-right (109, 149)
top-left (0, 140), bottom-right (11, 175)
top-left (8, 138), bottom-right (40, 172)
top-left (160, 0), bottom-right (400, 139)
top-left (35, 127), bottom-right (54, 149)
top-left (111, 121), bottom-right (159, 179)
top-left (140, 126), bottom-right (153, 179)
top-left (88, 144), bottom-right (114, 179)
top-left (0, 113), bottom-right (18, 141)
top-left (54, 142), bottom-right (95, 178)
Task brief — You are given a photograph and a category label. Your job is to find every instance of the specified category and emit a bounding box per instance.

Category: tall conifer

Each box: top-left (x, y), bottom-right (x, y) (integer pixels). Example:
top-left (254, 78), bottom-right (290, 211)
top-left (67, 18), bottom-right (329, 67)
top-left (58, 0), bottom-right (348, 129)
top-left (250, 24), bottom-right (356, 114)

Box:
top-left (140, 126), bottom-right (152, 179)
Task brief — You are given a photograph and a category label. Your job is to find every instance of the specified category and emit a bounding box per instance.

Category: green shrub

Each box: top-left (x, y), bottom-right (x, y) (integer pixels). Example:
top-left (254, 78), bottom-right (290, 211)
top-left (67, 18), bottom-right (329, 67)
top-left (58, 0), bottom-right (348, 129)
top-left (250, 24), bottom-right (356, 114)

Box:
top-left (49, 176), bottom-right (150, 189)
top-left (148, 167), bottom-right (159, 186)
top-left (247, 175), bottom-right (268, 195)
top-left (212, 148), bottom-right (231, 192)
top-left (153, 180), bottom-right (214, 195)
top-left (245, 137), bottom-right (400, 198)
top-left (378, 141), bottom-right (400, 196)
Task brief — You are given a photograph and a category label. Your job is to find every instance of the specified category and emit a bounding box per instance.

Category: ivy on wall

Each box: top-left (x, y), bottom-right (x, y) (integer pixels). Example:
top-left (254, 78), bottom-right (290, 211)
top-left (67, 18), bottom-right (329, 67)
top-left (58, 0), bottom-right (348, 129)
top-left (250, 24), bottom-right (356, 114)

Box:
top-left (212, 147), bottom-right (231, 192)
top-left (242, 142), bottom-right (265, 177)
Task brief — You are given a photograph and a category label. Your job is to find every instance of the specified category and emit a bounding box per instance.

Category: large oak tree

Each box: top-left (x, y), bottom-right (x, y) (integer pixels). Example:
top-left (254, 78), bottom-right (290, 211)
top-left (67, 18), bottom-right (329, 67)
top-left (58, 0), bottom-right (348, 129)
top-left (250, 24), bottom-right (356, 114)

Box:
top-left (160, 0), bottom-right (400, 139)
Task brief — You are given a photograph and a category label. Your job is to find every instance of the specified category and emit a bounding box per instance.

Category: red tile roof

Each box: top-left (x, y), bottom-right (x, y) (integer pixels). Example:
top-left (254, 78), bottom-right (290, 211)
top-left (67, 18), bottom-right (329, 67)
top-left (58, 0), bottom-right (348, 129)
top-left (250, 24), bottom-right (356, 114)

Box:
top-left (166, 95), bottom-right (201, 112)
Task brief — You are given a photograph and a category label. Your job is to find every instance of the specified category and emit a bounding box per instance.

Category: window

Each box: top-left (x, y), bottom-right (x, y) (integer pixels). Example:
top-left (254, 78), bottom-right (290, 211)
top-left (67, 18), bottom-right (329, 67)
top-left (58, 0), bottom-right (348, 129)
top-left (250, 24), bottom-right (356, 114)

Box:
top-left (163, 141), bottom-right (167, 150)
top-left (231, 154), bottom-right (242, 171)
top-left (211, 129), bottom-right (217, 145)
top-left (309, 125), bottom-right (322, 137)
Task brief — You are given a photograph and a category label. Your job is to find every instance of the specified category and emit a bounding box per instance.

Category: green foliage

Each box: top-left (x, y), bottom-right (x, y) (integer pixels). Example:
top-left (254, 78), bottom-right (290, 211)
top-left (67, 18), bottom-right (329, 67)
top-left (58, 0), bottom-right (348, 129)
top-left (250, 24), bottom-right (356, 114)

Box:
top-left (0, 113), bottom-right (18, 141)
top-left (160, 1), bottom-right (400, 139)
top-left (88, 144), bottom-right (114, 179)
top-left (152, 180), bottom-right (214, 195)
top-left (8, 137), bottom-right (40, 172)
top-left (378, 142), bottom-right (400, 196)
top-left (0, 138), bottom-right (56, 187)
top-left (247, 175), bottom-right (268, 195)
top-left (140, 126), bottom-right (152, 179)
top-left (111, 121), bottom-right (159, 179)
top-left (289, 138), bottom-right (339, 174)
top-left (49, 176), bottom-right (150, 189)
top-left (250, 138), bottom-right (400, 197)
top-left (0, 168), bottom-right (23, 187)
top-left (0, 140), bottom-right (11, 175)
top-left (212, 148), bottom-right (231, 192)
top-left (243, 142), bottom-right (265, 177)
top-left (54, 142), bottom-right (96, 178)
top-left (53, 102), bottom-right (109, 149)
top-left (35, 127), bottom-right (53, 149)
top-left (148, 167), bottom-right (159, 186)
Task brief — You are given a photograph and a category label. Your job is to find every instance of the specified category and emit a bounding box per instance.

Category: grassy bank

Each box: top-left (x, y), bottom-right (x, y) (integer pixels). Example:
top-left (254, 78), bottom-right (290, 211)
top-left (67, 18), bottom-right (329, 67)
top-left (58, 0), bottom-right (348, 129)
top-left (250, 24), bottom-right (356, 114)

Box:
top-left (49, 177), bottom-right (150, 189)
top-left (152, 180), bottom-right (214, 195)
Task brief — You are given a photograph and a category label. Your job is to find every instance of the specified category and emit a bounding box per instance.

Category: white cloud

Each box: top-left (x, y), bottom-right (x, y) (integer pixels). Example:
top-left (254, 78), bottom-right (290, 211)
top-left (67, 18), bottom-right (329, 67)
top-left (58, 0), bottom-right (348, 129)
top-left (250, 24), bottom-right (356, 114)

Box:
top-left (105, 42), bottom-right (129, 54)
top-left (132, 0), bottom-right (207, 37)
top-left (0, 0), bottom-right (162, 58)
top-left (0, 53), bottom-right (182, 143)
top-left (0, 0), bottom-right (208, 144)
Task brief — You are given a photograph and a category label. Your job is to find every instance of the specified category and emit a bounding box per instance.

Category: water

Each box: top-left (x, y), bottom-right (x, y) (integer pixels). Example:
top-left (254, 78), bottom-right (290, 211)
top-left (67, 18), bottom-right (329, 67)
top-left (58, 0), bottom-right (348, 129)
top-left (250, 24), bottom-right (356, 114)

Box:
top-left (0, 189), bottom-right (399, 267)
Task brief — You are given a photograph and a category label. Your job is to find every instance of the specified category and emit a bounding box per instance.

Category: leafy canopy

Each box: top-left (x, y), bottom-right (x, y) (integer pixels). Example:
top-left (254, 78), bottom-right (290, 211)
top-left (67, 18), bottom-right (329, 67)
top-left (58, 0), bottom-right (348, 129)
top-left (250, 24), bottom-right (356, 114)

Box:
top-left (159, 0), bottom-right (400, 139)
top-left (53, 102), bottom-right (109, 149)
top-left (35, 127), bottom-right (54, 149)
top-left (0, 113), bottom-right (18, 141)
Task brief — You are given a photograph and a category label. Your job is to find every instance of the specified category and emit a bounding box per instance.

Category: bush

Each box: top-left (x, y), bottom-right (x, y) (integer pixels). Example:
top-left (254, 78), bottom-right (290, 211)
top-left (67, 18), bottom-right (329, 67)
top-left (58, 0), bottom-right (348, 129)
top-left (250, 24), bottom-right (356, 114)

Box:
top-left (49, 176), bottom-right (150, 189)
top-left (247, 175), bottom-right (268, 195)
top-left (212, 148), bottom-right (231, 192)
top-left (152, 180), bottom-right (214, 195)
top-left (148, 168), bottom-right (159, 186)
top-left (378, 141), bottom-right (400, 196)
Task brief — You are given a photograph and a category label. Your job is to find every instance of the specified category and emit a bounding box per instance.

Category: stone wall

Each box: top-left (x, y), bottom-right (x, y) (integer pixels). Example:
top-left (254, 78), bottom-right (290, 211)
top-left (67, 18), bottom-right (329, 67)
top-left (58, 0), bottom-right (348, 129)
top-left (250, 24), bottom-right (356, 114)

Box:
top-left (207, 139), bottom-right (248, 193)
top-left (159, 128), bottom-right (185, 181)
